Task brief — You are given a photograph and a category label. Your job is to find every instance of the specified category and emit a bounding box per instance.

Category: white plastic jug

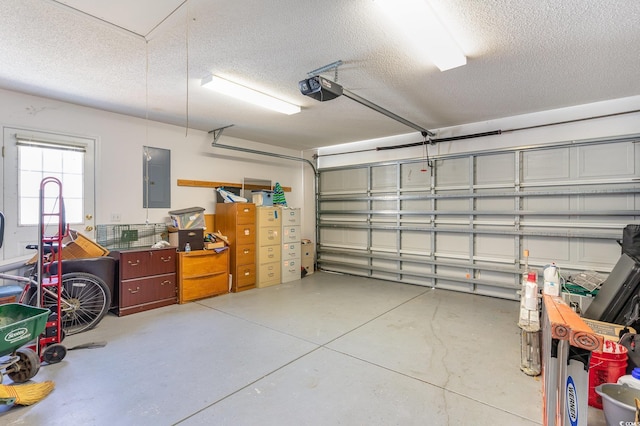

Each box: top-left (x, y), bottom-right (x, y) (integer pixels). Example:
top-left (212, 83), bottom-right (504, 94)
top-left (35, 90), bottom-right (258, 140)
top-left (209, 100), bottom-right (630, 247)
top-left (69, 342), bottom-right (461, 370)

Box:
top-left (543, 263), bottom-right (560, 296)
top-left (524, 272), bottom-right (538, 311)
top-left (618, 367), bottom-right (640, 390)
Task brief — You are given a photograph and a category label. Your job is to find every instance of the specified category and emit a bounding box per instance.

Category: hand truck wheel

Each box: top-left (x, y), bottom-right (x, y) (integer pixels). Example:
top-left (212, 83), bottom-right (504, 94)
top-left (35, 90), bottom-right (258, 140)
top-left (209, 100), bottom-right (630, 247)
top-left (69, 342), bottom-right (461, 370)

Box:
top-left (42, 344), bottom-right (67, 364)
top-left (7, 347), bottom-right (41, 383)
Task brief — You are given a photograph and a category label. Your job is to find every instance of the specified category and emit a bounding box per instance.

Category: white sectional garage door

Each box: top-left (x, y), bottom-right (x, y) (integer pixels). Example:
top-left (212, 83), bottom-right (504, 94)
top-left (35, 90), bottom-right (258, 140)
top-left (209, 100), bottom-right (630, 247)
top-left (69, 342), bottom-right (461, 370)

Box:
top-left (317, 137), bottom-right (640, 300)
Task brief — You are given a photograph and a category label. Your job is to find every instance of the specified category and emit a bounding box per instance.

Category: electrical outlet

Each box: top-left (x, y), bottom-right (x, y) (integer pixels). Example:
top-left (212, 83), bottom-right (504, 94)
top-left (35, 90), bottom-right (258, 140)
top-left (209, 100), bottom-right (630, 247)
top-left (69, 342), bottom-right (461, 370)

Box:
top-left (111, 213), bottom-right (121, 222)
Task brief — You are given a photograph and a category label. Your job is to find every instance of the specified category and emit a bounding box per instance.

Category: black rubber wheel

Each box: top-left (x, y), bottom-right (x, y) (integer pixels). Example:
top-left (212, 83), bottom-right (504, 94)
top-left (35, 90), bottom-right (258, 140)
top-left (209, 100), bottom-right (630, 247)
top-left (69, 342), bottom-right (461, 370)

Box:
top-left (7, 347), bottom-right (41, 383)
top-left (42, 344), bottom-right (66, 364)
top-left (28, 272), bottom-right (111, 335)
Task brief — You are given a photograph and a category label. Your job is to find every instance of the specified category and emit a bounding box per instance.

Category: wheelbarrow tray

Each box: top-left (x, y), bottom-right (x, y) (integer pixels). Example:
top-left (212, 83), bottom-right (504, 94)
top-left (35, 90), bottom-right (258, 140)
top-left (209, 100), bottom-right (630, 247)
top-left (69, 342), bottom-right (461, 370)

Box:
top-left (0, 303), bottom-right (49, 357)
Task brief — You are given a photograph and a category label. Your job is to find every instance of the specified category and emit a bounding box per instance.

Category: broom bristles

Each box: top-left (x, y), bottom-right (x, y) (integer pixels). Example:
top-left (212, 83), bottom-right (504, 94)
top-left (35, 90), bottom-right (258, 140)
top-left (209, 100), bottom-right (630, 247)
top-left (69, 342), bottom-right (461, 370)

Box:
top-left (0, 381), bottom-right (55, 405)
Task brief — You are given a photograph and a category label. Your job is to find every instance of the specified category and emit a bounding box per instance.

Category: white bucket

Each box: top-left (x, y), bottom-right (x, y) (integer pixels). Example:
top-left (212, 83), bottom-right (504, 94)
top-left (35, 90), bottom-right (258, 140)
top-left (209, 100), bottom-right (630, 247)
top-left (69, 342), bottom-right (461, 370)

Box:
top-left (595, 383), bottom-right (640, 426)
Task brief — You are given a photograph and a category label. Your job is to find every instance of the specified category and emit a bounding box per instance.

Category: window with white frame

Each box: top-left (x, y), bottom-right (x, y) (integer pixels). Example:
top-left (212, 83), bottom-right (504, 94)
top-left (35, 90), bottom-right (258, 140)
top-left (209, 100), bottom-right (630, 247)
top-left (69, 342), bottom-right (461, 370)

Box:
top-left (17, 137), bottom-right (85, 226)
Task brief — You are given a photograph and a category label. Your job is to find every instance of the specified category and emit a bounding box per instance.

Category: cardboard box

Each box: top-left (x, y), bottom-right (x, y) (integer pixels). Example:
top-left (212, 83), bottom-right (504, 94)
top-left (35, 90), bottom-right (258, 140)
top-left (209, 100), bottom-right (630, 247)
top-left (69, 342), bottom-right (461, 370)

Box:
top-left (63, 231), bottom-right (110, 259)
top-left (26, 230), bottom-right (109, 264)
top-left (581, 318), bottom-right (635, 342)
top-left (168, 207), bottom-right (205, 229)
top-left (301, 239), bottom-right (315, 275)
top-left (252, 190), bottom-right (273, 206)
top-left (169, 228), bottom-right (204, 252)
top-left (204, 241), bottom-right (225, 250)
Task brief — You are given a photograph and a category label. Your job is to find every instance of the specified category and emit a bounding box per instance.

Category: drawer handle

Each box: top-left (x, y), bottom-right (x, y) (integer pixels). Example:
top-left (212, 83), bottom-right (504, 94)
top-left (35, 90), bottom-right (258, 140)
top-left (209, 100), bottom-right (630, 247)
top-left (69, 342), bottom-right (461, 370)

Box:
top-left (129, 286), bottom-right (140, 294)
top-left (161, 280), bottom-right (171, 286)
top-left (161, 256), bottom-right (172, 263)
top-left (243, 249), bottom-right (250, 254)
top-left (244, 228), bottom-right (250, 235)
top-left (243, 208), bottom-right (250, 213)
top-left (127, 260), bottom-right (141, 267)
top-left (244, 270), bottom-right (250, 276)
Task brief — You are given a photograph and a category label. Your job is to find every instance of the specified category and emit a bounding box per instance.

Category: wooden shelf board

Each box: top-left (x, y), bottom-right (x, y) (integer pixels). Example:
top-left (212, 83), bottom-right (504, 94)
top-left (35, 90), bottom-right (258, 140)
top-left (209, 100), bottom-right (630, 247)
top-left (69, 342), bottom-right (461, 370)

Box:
top-left (177, 179), bottom-right (290, 192)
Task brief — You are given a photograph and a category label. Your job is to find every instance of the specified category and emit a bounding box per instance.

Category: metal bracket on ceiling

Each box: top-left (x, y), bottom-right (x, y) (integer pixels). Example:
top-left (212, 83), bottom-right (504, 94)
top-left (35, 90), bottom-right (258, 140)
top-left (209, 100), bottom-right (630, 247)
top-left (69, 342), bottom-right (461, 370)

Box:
top-left (422, 131), bottom-right (435, 144)
top-left (208, 124), bottom-right (235, 144)
top-left (307, 60), bottom-right (343, 81)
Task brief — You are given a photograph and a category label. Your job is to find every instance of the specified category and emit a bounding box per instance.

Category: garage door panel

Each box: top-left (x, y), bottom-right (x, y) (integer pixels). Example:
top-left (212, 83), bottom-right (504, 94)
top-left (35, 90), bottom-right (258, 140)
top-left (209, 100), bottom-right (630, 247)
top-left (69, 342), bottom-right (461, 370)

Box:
top-left (318, 138), bottom-right (640, 301)
top-left (523, 236), bottom-right (570, 264)
top-left (401, 231), bottom-right (431, 254)
top-left (372, 165), bottom-right (396, 190)
top-left (320, 169), bottom-right (367, 192)
top-left (475, 234), bottom-right (515, 259)
top-left (475, 153), bottom-right (515, 184)
top-left (436, 158), bottom-right (470, 186)
top-left (371, 229), bottom-right (397, 252)
top-left (578, 142), bottom-right (635, 177)
top-left (523, 148), bottom-right (570, 181)
top-left (401, 163), bottom-right (431, 189)
top-left (578, 239), bottom-right (623, 266)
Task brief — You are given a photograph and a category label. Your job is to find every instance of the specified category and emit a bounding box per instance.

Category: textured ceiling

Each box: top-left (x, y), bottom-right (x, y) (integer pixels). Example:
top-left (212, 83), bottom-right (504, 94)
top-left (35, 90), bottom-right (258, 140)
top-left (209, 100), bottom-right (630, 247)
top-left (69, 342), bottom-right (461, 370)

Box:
top-left (0, 0), bottom-right (639, 151)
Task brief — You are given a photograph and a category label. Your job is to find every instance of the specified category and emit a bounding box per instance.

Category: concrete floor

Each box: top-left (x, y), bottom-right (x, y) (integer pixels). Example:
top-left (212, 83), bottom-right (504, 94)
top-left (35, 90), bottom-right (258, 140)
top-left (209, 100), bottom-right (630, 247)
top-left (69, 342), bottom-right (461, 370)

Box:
top-left (0, 271), bottom-right (605, 425)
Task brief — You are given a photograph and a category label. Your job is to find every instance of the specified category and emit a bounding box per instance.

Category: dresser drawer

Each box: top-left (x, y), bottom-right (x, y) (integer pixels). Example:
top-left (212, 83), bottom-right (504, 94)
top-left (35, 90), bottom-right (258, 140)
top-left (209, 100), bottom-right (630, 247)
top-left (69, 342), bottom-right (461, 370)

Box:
top-left (236, 243), bottom-right (256, 265)
top-left (282, 226), bottom-right (301, 243)
top-left (258, 245), bottom-right (281, 263)
top-left (282, 258), bottom-right (300, 283)
top-left (120, 248), bottom-right (176, 280)
top-left (120, 273), bottom-right (176, 308)
top-left (180, 250), bottom-right (227, 276)
top-left (180, 272), bottom-right (228, 302)
top-left (236, 224), bottom-right (256, 246)
top-left (257, 207), bottom-right (281, 226)
top-left (236, 204), bottom-right (256, 225)
top-left (257, 262), bottom-right (280, 286)
top-left (282, 242), bottom-right (301, 260)
top-left (281, 208), bottom-right (300, 226)
top-left (235, 263), bottom-right (256, 287)
top-left (258, 226), bottom-right (280, 245)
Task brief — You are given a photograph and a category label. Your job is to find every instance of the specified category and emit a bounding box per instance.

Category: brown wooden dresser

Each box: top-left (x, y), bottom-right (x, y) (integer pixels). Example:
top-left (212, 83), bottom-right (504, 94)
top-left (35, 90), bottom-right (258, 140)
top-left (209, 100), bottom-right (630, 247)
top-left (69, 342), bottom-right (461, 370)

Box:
top-left (177, 249), bottom-right (229, 303)
top-left (117, 247), bottom-right (177, 316)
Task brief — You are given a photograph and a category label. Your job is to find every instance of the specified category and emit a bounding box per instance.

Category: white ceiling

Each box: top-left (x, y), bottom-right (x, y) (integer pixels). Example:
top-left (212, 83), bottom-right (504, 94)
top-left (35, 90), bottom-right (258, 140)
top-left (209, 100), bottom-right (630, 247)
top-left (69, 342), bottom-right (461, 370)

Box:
top-left (1, 0), bottom-right (639, 151)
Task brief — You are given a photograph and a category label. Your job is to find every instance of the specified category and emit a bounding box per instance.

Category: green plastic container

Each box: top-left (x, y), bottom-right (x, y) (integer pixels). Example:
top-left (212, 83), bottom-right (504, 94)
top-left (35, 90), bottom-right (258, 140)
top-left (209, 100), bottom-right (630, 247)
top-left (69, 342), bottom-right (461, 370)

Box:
top-left (0, 303), bottom-right (49, 356)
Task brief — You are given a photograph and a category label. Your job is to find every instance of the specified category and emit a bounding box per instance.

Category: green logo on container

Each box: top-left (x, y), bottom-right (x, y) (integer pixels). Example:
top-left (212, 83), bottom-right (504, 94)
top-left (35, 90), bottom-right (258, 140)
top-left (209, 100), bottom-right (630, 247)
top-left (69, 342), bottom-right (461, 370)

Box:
top-left (5, 327), bottom-right (30, 343)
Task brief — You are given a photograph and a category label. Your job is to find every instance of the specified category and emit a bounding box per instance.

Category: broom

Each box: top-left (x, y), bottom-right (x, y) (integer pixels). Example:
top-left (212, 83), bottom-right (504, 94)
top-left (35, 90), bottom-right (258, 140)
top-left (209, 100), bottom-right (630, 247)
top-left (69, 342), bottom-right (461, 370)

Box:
top-left (0, 381), bottom-right (55, 405)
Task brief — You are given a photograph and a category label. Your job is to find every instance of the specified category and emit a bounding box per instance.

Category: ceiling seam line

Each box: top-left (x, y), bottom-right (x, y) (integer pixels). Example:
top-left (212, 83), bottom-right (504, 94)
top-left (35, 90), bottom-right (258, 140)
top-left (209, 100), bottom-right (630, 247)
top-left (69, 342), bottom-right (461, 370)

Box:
top-left (49, 0), bottom-right (146, 40)
top-left (144, 0), bottom-right (190, 39)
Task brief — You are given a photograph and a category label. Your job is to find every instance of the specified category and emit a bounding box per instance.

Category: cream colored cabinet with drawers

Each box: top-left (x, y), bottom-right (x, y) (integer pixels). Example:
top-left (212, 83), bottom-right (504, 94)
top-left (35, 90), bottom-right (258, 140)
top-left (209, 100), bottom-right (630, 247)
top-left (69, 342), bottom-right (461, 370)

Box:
top-left (256, 207), bottom-right (281, 287)
top-left (280, 207), bottom-right (301, 283)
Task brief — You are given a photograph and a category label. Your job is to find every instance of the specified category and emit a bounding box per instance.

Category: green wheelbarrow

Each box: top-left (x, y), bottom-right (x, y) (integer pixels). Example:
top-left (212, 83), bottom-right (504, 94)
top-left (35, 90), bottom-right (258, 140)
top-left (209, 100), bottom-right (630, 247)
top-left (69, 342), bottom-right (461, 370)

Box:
top-left (0, 303), bottom-right (49, 386)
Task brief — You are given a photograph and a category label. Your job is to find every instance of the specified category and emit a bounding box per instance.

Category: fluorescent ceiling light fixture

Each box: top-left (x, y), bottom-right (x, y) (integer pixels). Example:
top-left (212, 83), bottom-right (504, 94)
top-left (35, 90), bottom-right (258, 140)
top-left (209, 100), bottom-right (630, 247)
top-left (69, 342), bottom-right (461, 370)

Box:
top-left (376, 0), bottom-right (466, 71)
top-left (201, 75), bottom-right (301, 115)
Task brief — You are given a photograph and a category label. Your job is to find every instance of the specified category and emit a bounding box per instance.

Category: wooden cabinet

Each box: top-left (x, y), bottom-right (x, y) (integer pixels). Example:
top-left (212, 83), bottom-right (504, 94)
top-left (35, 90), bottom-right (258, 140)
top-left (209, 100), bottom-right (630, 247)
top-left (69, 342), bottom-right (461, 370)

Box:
top-left (256, 206), bottom-right (282, 287)
top-left (215, 203), bottom-right (257, 292)
top-left (117, 247), bottom-right (177, 316)
top-left (177, 249), bottom-right (229, 303)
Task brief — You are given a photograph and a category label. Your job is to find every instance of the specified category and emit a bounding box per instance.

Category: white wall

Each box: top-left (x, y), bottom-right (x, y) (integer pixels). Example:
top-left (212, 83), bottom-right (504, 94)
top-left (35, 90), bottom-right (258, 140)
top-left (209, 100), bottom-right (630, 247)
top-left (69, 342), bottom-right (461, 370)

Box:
top-left (318, 95), bottom-right (640, 168)
top-left (0, 88), bottom-right (308, 233)
top-left (3, 87), bottom-right (639, 254)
